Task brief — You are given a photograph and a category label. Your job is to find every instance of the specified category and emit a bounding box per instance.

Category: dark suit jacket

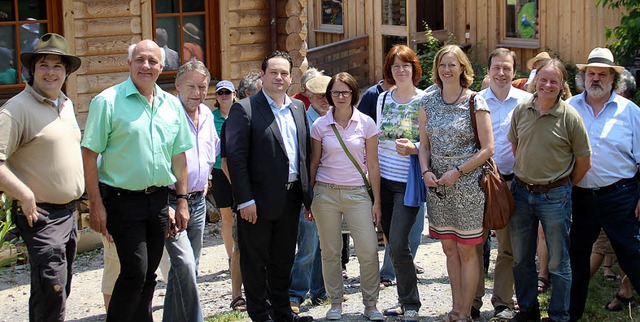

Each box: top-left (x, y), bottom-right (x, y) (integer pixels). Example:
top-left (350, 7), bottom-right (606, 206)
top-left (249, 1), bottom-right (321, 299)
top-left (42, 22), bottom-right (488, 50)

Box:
top-left (225, 91), bottom-right (311, 220)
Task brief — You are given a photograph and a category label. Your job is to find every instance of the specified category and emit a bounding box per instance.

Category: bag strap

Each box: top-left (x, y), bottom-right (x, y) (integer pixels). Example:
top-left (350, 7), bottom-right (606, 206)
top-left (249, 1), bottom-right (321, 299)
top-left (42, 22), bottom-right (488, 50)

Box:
top-left (330, 124), bottom-right (371, 190)
top-left (469, 93), bottom-right (480, 150)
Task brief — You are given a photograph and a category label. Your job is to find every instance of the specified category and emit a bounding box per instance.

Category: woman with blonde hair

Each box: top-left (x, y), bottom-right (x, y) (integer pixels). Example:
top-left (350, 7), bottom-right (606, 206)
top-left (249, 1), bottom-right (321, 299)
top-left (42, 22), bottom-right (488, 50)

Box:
top-left (419, 45), bottom-right (494, 322)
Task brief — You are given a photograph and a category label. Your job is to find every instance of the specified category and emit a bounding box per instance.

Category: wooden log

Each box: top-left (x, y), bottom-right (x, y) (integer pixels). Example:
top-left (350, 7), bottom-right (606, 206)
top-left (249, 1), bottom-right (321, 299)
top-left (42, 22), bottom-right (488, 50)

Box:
top-left (228, 44), bottom-right (270, 63)
top-left (228, 0), bottom-right (268, 11)
top-left (76, 94), bottom-right (97, 114)
top-left (74, 17), bottom-right (141, 38)
top-left (285, 16), bottom-right (303, 34)
top-left (77, 54), bottom-right (129, 75)
top-left (290, 50), bottom-right (304, 67)
top-left (285, 0), bottom-right (303, 17)
top-left (230, 61), bottom-right (264, 80)
top-left (73, 0), bottom-right (140, 19)
top-left (75, 35), bottom-right (141, 56)
top-left (76, 112), bottom-right (89, 130)
top-left (286, 34), bottom-right (303, 52)
top-left (228, 10), bottom-right (270, 28)
top-left (76, 72), bottom-right (130, 95)
top-left (229, 27), bottom-right (271, 45)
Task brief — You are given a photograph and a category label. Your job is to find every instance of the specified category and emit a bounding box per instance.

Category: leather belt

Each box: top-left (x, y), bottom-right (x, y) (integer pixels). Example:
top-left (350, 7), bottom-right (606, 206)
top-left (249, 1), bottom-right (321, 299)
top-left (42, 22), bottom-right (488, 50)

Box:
top-left (285, 180), bottom-right (300, 191)
top-left (36, 201), bottom-right (77, 211)
top-left (169, 190), bottom-right (203, 200)
top-left (514, 176), bottom-right (570, 193)
top-left (107, 185), bottom-right (163, 195)
top-left (316, 181), bottom-right (365, 190)
top-left (574, 177), bottom-right (636, 196)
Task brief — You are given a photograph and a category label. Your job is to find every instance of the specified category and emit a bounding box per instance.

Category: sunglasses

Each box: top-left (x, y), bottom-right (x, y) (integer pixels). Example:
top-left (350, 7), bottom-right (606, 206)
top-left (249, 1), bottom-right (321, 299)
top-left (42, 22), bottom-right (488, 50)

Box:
top-left (429, 186), bottom-right (446, 199)
top-left (217, 90), bottom-right (232, 95)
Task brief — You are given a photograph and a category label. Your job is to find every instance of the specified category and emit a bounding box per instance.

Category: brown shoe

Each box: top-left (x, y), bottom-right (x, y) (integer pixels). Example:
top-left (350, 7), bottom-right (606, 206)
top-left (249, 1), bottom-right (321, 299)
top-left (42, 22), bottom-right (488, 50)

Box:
top-left (290, 301), bottom-right (300, 314)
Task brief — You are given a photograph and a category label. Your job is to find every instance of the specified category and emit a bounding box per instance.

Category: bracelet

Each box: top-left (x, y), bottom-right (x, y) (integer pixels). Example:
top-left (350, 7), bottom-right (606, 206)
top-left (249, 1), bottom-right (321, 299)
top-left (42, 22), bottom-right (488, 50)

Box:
top-left (455, 165), bottom-right (464, 175)
top-left (421, 169), bottom-right (430, 177)
top-left (175, 194), bottom-right (189, 200)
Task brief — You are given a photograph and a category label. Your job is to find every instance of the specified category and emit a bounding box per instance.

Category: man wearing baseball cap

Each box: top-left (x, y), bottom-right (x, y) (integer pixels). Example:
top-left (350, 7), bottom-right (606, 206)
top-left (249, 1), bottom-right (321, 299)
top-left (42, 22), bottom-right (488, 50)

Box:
top-left (0, 33), bottom-right (84, 321)
top-left (567, 47), bottom-right (640, 321)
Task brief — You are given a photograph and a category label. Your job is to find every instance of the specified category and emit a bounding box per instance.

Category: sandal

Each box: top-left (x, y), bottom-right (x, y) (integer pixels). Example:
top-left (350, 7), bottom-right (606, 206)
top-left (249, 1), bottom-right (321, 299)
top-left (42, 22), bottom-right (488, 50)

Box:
top-left (604, 293), bottom-right (635, 312)
top-left (537, 276), bottom-right (550, 293)
top-left (454, 316), bottom-right (473, 322)
top-left (230, 296), bottom-right (247, 311)
top-left (415, 265), bottom-right (425, 274)
top-left (444, 311), bottom-right (460, 322)
top-left (380, 277), bottom-right (393, 287)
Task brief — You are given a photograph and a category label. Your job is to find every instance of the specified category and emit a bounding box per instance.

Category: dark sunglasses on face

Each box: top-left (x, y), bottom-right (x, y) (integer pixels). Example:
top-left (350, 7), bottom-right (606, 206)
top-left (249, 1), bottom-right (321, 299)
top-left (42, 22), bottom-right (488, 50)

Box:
top-left (217, 90), bottom-right (232, 95)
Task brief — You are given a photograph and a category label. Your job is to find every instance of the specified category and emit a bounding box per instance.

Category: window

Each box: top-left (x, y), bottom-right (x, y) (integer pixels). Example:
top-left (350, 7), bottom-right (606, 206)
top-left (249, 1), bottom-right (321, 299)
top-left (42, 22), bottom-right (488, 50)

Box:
top-left (416, 0), bottom-right (444, 32)
top-left (315, 0), bottom-right (343, 33)
top-left (152, 0), bottom-right (219, 80)
top-left (0, 0), bottom-right (60, 97)
top-left (500, 0), bottom-right (539, 48)
top-left (382, 0), bottom-right (406, 26)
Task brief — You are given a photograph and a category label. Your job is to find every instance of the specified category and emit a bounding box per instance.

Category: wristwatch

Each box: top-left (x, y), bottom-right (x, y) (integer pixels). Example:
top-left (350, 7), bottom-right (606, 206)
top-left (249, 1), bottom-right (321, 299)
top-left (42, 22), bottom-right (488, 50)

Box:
top-left (175, 194), bottom-right (189, 200)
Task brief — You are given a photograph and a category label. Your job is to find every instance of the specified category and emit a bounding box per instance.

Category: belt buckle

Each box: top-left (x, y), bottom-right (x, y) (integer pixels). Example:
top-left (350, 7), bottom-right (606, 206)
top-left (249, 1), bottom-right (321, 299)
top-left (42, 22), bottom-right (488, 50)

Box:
top-left (285, 182), bottom-right (294, 190)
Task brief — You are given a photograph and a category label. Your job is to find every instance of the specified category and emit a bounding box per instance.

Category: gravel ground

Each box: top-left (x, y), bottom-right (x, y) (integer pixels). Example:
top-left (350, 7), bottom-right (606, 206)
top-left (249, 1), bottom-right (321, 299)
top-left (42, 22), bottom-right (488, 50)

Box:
top-left (0, 216), bottom-right (499, 321)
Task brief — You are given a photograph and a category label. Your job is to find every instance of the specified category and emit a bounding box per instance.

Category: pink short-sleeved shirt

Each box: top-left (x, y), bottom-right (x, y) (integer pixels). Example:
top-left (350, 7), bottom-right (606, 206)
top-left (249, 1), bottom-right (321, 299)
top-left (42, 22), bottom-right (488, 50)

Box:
top-left (311, 108), bottom-right (378, 186)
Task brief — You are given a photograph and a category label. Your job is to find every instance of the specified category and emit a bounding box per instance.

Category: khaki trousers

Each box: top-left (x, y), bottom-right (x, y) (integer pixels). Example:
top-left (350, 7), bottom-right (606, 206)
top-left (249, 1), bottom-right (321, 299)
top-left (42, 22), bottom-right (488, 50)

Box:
top-left (474, 224), bottom-right (515, 310)
top-left (311, 182), bottom-right (380, 306)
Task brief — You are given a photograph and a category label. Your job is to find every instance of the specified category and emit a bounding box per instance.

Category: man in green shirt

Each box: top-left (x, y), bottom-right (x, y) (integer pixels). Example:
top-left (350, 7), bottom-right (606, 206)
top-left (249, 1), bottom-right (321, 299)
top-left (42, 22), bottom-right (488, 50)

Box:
top-left (81, 39), bottom-right (193, 321)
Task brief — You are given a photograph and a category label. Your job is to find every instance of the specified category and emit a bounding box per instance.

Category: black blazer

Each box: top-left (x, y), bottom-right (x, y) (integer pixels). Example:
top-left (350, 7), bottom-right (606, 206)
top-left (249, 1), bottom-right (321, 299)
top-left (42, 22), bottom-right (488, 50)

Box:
top-left (225, 91), bottom-right (311, 220)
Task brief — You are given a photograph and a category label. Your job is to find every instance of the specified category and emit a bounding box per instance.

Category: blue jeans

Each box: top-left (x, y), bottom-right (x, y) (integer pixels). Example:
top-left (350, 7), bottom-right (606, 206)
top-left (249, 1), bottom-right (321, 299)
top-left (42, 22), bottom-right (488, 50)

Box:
top-left (510, 182), bottom-right (572, 322)
top-left (163, 194), bottom-right (206, 322)
top-left (289, 209), bottom-right (326, 304)
top-left (380, 203), bottom-right (425, 280)
top-left (380, 178), bottom-right (421, 311)
top-left (569, 178), bottom-right (640, 321)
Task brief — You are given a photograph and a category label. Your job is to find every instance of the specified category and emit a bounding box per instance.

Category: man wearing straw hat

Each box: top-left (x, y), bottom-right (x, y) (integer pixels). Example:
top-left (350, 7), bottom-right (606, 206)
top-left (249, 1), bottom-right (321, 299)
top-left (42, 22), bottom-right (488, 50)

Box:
top-left (0, 33), bottom-right (84, 321)
top-left (567, 47), bottom-right (640, 322)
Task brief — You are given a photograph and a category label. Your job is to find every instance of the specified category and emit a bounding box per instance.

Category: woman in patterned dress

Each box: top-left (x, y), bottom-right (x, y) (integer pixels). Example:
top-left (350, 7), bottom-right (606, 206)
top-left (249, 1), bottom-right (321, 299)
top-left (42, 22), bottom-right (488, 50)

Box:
top-left (418, 45), bottom-right (494, 322)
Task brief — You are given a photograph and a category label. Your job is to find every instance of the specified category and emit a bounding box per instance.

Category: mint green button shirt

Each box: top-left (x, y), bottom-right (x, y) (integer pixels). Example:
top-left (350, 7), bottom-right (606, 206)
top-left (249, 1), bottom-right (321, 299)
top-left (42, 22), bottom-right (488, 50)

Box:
top-left (82, 77), bottom-right (194, 190)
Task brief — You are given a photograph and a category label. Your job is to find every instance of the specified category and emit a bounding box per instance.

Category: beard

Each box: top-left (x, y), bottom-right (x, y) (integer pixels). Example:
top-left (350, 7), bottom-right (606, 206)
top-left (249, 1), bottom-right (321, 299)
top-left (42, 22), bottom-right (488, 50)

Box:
top-left (587, 83), bottom-right (611, 98)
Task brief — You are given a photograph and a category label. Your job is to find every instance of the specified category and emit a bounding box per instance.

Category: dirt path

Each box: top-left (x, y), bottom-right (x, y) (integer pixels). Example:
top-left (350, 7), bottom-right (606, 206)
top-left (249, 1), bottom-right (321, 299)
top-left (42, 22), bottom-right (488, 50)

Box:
top-left (0, 218), bottom-right (498, 321)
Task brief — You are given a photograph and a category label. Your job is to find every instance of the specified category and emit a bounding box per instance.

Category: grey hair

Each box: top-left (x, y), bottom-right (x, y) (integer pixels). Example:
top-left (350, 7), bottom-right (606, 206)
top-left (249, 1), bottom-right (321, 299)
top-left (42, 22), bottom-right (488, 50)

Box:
top-left (617, 69), bottom-right (636, 99)
top-left (127, 42), bottom-right (166, 64)
top-left (176, 58), bottom-right (211, 83)
top-left (300, 67), bottom-right (324, 90)
top-left (575, 67), bottom-right (624, 94)
top-left (237, 71), bottom-right (262, 99)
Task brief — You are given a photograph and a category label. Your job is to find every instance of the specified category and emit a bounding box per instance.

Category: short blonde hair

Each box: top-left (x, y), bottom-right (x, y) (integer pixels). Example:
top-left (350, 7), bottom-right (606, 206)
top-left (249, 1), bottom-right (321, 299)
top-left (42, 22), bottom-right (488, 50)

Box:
top-left (431, 45), bottom-right (474, 88)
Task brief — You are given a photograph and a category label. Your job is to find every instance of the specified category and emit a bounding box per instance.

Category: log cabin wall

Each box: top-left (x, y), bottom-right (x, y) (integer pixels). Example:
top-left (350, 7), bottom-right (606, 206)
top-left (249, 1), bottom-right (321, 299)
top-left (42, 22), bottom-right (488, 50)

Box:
top-left (440, 0), bottom-right (624, 75)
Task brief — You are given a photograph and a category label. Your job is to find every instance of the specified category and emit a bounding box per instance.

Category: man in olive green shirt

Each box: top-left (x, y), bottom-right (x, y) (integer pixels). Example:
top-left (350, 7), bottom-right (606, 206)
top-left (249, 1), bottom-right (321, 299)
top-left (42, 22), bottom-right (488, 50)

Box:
top-left (507, 59), bottom-right (591, 322)
top-left (81, 39), bottom-right (193, 321)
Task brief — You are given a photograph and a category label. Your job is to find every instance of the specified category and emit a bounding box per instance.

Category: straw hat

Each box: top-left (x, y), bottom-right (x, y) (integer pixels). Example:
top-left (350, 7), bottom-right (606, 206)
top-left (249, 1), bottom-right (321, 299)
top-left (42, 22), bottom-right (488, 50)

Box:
top-left (526, 52), bottom-right (551, 70)
top-left (182, 23), bottom-right (200, 40)
top-left (576, 47), bottom-right (625, 73)
top-left (20, 33), bottom-right (81, 73)
top-left (305, 75), bottom-right (331, 94)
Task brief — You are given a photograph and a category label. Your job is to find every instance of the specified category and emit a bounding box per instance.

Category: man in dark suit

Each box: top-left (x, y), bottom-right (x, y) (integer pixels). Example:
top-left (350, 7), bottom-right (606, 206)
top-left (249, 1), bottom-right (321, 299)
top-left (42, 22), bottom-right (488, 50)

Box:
top-left (225, 51), bottom-right (313, 322)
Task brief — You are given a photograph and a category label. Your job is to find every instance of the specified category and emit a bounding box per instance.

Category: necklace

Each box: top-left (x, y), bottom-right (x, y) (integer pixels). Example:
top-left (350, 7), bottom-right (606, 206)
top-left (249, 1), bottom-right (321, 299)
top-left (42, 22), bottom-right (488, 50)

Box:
top-left (443, 87), bottom-right (464, 105)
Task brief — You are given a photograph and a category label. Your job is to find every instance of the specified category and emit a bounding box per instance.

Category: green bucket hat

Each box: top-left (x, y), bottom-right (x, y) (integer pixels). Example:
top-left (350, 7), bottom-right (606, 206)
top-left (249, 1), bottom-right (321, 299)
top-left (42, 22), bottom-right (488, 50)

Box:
top-left (20, 33), bottom-right (81, 74)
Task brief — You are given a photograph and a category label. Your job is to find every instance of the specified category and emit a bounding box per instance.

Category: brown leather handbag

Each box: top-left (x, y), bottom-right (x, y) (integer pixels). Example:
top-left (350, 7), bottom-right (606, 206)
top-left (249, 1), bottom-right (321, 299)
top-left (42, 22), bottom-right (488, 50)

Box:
top-left (469, 94), bottom-right (515, 230)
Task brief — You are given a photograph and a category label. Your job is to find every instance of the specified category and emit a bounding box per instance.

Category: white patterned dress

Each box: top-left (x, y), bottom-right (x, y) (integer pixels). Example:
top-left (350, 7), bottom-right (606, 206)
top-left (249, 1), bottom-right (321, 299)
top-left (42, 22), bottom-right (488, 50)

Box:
top-left (422, 90), bottom-right (489, 244)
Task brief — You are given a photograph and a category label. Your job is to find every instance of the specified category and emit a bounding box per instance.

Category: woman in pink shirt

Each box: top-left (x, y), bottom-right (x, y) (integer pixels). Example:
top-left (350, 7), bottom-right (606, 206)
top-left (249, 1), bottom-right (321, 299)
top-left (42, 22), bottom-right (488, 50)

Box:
top-left (308, 72), bottom-right (383, 321)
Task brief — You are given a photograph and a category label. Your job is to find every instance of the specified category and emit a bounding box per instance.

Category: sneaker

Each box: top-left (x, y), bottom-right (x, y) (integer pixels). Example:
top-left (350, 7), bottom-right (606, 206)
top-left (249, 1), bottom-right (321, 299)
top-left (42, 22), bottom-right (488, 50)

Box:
top-left (471, 306), bottom-right (481, 319)
top-left (494, 306), bottom-right (515, 320)
top-left (507, 310), bottom-right (541, 322)
top-left (363, 309), bottom-right (384, 321)
top-left (290, 301), bottom-right (300, 314)
top-left (326, 307), bottom-right (342, 320)
top-left (403, 309), bottom-right (419, 322)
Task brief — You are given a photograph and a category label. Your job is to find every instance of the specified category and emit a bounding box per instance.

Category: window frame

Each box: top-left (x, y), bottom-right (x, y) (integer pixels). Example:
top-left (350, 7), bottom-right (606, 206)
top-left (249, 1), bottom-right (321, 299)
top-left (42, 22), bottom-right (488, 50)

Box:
top-left (151, 0), bottom-right (220, 85)
top-left (0, 0), bottom-right (62, 99)
top-left (314, 0), bottom-right (344, 34)
top-left (498, 0), bottom-right (540, 49)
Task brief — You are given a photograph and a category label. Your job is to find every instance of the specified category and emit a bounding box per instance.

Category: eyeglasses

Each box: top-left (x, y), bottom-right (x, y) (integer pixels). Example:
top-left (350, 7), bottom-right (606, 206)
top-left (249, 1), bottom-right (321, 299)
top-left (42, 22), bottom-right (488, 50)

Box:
top-left (217, 90), bottom-right (232, 95)
top-left (391, 64), bottom-right (413, 71)
top-left (429, 186), bottom-right (446, 199)
top-left (330, 90), bottom-right (352, 98)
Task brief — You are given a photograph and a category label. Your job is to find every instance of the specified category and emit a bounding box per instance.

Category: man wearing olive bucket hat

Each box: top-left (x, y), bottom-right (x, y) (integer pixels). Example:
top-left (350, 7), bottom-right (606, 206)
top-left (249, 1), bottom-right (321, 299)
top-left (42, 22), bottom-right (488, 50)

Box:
top-left (567, 47), bottom-right (640, 322)
top-left (0, 33), bottom-right (83, 321)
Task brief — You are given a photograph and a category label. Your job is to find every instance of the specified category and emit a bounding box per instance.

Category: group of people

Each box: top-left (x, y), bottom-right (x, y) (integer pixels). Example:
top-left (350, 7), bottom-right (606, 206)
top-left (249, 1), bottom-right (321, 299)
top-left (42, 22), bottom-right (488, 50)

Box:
top-left (0, 31), bottom-right (639, 322)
